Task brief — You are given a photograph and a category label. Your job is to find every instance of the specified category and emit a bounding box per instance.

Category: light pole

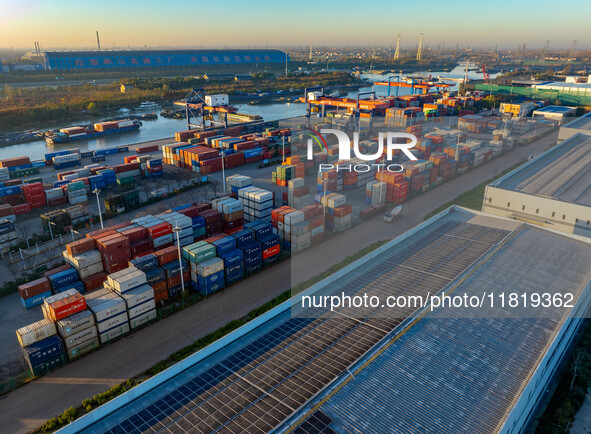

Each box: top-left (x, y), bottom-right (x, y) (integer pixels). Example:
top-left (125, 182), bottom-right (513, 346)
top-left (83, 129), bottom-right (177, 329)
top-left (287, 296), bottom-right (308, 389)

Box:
top-left (48, 221), bottom-right (55, 240)
top-left (172, 222), bottom-right (185, 294)
top-left (455, 133), bottom-right (461, 162)
top-left (282, 136), bottom-right (286, 163)
top-left (221, 153), bottom-right (226, 194)
top-left (323, 179), bottom-right (327, 216)
top-left (93, 188), bottom-right (103, 229)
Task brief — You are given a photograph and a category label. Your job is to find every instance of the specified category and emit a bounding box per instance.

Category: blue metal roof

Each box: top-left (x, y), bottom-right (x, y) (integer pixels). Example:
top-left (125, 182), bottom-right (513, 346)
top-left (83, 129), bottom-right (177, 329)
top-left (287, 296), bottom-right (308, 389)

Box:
top-left (43, 49), bottom-right (288, 70)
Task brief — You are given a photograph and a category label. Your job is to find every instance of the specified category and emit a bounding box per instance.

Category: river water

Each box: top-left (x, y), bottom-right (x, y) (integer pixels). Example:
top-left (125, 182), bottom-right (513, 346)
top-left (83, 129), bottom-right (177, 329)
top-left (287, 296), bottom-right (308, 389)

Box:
top-left (2, 65), bottom-right (496, 161)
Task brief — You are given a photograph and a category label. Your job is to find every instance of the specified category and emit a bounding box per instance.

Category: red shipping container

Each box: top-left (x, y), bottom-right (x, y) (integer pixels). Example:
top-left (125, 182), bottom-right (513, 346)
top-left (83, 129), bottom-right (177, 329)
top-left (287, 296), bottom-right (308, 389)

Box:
top-left (82, 272), bottom-right (108, 292)
top-left (177, 206), bottom-right (199, 218)
top-left (148, 222), bottom-right (172, 239)
top-left (195, 203), bottom-right (212, 213)
top-left (0, 156), bottom-right (31, 168)
top-left (2, 193), bottom-right (24, 206)
top-left (111, 162), bottom-right (139, 174)
top-left (262, 245), bottom-right (280, 260)
top-left (47, 293), bottom-right (86, 321)
top-left (124, 156), bottom-right (139, 164)
top-left (104, 260), bottom-right (128, 274)
top-left (223, 153), bottom-right (245, 169)
top-left (130, 238), bottom-right (153, 256)
top-left (21, 182), bottom-right (44, 194)
top-left (199, 157), bottom-right (223, 173)
top-left (154, 246), bottom-right (178, 265)
top-left (224, 227), bottom-right (243, 235)
top-left (3, 179), bottom-right (23, 186)
top-left (166, 270), bottom-right (190, 289)
top-left (18, 278), bottom-right (51, 300)
top-left (13, 203), bottom-right (31, 215)
top-left (121, 226), bottom-right (149, 243)
top-left (66, 238), bottom-right (95, 256)
top-left (87, 228), bottom-right (117, 240)
top-left (136, 144), bottom-right (159, 154)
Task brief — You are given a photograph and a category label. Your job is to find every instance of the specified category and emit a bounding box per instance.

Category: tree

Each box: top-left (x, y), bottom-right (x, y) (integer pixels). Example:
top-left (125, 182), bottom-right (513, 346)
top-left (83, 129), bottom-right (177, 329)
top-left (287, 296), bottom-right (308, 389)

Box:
top-left (87, 102), bottom-right (96, 111)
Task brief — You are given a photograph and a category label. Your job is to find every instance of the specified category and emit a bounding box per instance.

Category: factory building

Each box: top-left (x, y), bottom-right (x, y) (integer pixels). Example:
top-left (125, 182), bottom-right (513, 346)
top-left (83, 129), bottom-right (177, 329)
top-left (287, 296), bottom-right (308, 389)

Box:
top-left (558, 111), bottom-right (591, 142)
top-left (499, 101), bottom-right (535, 117)
top-left (482, 133), bottom-right (591, 238)
top-left (531, 105), bottom-right (576, 124)
top-left (42, 49), bottom-right (288, 71)
top-left (58, 207), bottom-right (591, 434)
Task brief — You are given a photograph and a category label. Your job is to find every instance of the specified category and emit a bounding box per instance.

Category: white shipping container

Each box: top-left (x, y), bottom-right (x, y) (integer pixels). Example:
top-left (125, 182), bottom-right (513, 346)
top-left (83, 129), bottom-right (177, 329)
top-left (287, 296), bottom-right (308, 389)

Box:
top-left (130, 309), bottom-right (157, 329)
top-left (69, 195), bottom-right (88, 205)
top-left (71, 250), bottom-right (102, 269)
top-left (119, 284), bottom-right (154, 309)
top-left (109, 269), bottom-right (147, 293)
top-left (62, 325), bottom-right (98, 350)
top-left (204, 94), bottom-right (229, 107)
top-left (117, 120), bottom-right (134, 128)
top-left (67, 336), bottom-right (99, 360)
top-left (197, 257), bottom-right (224, 277)
top-left (284, 211), bottom-right (305, 225)
top-left (96, 311), bottom-right (128, 333)
top-left (46, 188), bottom-right (65, 200)
top-left (128, 298), bottom-right (156, 320)
top-left (53, 154), bottom-right (82, 164)
top-left (86, 297), bottom-right (126, 323)
top-left (78, 262), bottom-right (104, 280)
top-left (153, 233), bottom-right (173, 248)
top-left (99, 323), bottom-right (130, 344)
top-left (57, 310), bottom-right (95, 338)
top-left (16, 319), bottom-right (57, 348)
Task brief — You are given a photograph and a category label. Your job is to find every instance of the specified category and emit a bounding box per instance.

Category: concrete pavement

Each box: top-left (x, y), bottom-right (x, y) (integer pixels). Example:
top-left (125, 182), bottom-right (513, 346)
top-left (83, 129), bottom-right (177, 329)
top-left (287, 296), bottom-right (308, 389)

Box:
top-left (0, 130), bottom-right (558, 433)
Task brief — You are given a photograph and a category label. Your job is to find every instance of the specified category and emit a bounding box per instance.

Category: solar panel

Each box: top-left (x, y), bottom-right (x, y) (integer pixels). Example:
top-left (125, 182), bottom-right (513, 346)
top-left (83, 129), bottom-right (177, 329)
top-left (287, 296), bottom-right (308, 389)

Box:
top-left (93, 220), bottom-right (510, 434)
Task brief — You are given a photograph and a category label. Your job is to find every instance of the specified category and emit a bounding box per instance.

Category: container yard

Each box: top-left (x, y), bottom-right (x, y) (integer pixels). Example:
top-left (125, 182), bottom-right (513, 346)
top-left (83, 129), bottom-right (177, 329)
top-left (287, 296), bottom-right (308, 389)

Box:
top-left (0, 70), bottom-right (578, 434)
top-left (54, 207), bottom-right (591, 433)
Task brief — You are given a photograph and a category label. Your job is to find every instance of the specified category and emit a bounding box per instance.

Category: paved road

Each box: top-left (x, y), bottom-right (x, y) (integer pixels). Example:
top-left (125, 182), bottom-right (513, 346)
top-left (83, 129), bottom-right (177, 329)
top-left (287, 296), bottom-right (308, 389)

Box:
top-left (0, 131), bottom-right (558, 433)
top-left (571, 392), bottom-right (591, 433)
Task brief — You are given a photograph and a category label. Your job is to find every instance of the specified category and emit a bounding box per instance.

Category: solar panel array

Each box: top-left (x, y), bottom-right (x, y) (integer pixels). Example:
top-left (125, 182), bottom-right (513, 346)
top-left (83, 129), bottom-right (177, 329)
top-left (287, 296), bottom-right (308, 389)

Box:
top-left (91, 219), bottom-right (510, 434)
top-left (292, 225), bottom-right (591, 433)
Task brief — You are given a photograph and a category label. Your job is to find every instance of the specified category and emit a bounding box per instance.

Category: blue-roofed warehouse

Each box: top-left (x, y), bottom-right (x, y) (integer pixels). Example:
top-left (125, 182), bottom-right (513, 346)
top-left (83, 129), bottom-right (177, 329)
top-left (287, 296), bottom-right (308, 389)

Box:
top-left (43, 49), bottom-right (288, 70)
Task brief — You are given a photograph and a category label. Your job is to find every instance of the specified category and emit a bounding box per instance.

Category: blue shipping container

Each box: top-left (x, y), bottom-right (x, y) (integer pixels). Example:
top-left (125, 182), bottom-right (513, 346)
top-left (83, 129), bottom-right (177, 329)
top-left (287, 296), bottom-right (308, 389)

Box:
top-left (199, 281), bottom-right (224, 296)
top-left (48, 268), bottom-right (78, 290)
top-left (21, 290), bottom-right (52, 310)
top-left (168, 284), bottom-right (182, 298)
top-left (232, 229), bottom-right (254, 248)
top-left (218, 249), bottom-right (244, 268)
top-left (23, 335), bottom-right (64, 366)
top-left (162, 259), bottom-right (189, 278)
top-left (192, 216), bottom-right (205, 228)
top-left (197, 270), bottom-right (224, 287)
top-left (144, 268), bottom-right (166, 285)
top-left (211, 236), bottom-right (237, 256)
top-left (31, 161), bottom-right (46, 168)
top-left (31, 353), bottom-right (66, 377)
top-left (130, 254), bottom-right (159, 272)
top-left (244, 221), bottom-right (273, 240)
top-left (56, 280), bottom-right (85, 294)
top-left (0, 186), bottom-right (21, 197)
top-left (52, 180), bottom-right (70, 188)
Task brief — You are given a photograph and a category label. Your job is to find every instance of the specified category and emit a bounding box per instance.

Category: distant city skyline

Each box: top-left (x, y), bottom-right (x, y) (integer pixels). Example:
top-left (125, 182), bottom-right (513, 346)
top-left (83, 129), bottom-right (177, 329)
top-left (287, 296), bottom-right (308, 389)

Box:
top-left (1, 0), bottom-right (589, 50)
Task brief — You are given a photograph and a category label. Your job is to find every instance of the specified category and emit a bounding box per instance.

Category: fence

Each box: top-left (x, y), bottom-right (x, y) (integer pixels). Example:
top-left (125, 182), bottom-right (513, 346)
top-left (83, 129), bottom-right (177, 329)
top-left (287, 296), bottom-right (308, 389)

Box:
top-left (475, 84), bottom-right (591, 106)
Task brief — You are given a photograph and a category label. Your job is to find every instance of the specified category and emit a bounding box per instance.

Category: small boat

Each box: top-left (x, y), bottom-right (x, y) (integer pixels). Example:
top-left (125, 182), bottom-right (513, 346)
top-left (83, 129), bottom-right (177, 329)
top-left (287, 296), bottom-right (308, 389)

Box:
top-left (137, 101), bottom-right (161, 110)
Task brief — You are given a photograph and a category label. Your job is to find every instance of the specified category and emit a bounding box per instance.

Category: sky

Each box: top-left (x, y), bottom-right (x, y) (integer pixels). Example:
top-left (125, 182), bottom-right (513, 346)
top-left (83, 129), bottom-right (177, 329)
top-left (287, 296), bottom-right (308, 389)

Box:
top-left (0, 0), bottom-right (589, 50)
